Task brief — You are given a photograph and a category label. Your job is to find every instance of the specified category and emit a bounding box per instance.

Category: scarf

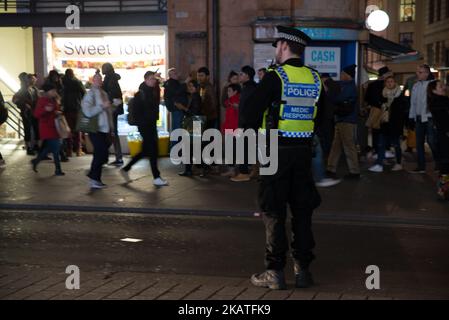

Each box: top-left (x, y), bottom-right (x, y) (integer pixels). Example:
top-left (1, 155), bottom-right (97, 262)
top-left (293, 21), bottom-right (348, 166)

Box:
top-left (383, 86), bottom-right (402, 109)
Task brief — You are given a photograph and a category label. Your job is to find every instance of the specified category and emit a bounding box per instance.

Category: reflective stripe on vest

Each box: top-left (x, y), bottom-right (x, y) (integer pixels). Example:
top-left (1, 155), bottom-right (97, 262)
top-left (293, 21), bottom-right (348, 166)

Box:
top-left (261, 65), bottom-right (321, 139)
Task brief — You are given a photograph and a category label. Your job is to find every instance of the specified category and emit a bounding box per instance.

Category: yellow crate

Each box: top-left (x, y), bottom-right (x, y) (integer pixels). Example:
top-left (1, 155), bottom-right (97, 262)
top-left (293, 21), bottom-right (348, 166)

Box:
top-left (127, 136), bottom-right (170, 157)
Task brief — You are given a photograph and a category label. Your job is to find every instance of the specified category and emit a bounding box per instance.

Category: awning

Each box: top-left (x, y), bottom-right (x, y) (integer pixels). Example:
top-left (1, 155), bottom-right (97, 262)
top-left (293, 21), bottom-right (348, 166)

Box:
top-left (367, 34), bottom-right (420, 61)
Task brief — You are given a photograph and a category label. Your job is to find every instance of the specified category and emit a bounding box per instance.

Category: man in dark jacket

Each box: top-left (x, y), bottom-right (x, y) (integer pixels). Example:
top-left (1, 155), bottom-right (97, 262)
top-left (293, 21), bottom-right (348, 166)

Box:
top-left (102, 63), bottom-right (124, 166)
top-left (231, 65), bottom-right (257, 182)
top-left (120, 71), bottom-right (168, 187)
top-left (163, 68), bottom-right (183, 150)
top-left (326, 64), bottom-right (361, 179)
top-left (63, 69), bottom-right (86, 157)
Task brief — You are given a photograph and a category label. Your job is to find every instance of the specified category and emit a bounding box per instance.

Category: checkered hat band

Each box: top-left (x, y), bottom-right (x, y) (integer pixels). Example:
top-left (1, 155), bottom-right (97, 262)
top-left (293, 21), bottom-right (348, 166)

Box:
top-left (277, 32), bottom-right (307, 46)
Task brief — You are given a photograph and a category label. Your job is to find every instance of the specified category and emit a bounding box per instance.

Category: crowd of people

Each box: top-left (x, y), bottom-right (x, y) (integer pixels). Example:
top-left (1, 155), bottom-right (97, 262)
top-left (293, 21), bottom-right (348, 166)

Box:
top-left (0, 61), bottom-right (448, 199)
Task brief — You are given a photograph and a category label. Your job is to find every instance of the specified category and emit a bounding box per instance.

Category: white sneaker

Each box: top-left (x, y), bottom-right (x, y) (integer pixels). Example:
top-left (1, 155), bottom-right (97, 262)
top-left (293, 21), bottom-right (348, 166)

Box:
top-left (153, 177), bottom-right (168, 187)
top-left (90, 179), bottom-right (106, 189)
top-left (315, 178), bottom-right (342, 188)
top-left (369, 164), bottom-right (384, 173)
top-left (391, 164), bottom-right (403, 172)
top-left (120, 169), bottom-right (131, 183)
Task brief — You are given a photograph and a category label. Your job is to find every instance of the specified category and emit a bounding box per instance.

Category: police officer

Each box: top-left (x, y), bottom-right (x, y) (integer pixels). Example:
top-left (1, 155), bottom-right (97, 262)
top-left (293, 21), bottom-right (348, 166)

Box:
top-left (244, 26), bottom-right (324, 290)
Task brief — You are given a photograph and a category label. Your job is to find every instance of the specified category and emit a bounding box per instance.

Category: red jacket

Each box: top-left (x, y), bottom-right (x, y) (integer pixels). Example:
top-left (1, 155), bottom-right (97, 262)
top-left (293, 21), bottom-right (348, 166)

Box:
top-left (221, 94), bottom-right (240, 133)
top-left (34, 97), bottom-right (60, 140)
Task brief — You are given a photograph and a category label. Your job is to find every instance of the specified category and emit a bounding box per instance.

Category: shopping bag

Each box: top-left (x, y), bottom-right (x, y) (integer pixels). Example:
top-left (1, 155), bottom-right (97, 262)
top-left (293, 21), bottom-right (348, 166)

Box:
top-left (365, 106), bottom-right (383, 129)
top-left (55, 114), bottom-right (71, 139)
top-left (76, 111), bottom-right (98, 133)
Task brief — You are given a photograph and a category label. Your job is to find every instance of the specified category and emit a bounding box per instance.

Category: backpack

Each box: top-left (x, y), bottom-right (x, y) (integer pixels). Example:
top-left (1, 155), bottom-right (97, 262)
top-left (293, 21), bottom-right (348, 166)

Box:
top-left (127, 90), bottom-right (144, 126)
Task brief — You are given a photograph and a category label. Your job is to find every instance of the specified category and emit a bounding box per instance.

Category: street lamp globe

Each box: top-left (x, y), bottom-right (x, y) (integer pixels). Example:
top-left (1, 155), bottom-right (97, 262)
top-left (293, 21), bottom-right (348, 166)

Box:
top-left (366, 10), bottom-right (390, 32)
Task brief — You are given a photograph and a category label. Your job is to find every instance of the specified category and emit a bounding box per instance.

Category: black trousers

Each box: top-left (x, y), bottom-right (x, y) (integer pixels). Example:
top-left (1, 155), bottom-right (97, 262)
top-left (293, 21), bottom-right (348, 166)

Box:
top-left (112, 112), bottom-right (123, 161)
top-left (20, 109), bottom-right (33, 144)
top-left (258, 145), bottom-right (321, 271)
top-left (88, 132), bottom-right (110, 182)
top-left (124, 125), bottom-right (160, 179)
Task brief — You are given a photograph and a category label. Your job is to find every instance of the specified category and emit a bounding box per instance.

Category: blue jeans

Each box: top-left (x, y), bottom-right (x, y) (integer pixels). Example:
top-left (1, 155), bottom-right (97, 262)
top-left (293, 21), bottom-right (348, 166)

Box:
top-left (312, 135), bottom-right (326, 182)
top-left (35, 139), bottom-right (62, 173)
top-left (376, 134), bottom-right (402, 166)
top-left (415, 118), bottom-right (438, 170)
top-left (170, 110), bottom-right (184, 150)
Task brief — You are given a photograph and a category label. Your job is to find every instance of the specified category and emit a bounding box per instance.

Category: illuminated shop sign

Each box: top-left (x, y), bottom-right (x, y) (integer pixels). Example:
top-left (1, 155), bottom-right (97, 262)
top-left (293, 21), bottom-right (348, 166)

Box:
top-left (53, 36), bottom-right (165, 61)
top-left (304, 47), bottom-right (341, 78)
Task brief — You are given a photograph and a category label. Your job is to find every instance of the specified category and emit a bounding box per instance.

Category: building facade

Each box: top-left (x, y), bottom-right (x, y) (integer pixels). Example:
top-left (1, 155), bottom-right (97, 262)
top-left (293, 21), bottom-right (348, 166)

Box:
top-left (368, 0), bottom-right (449, 83)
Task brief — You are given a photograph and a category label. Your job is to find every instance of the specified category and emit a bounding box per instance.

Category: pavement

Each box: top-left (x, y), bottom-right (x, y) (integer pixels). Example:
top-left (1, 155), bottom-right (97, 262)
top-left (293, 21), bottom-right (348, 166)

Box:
top-left (0, 139), bottom-right (448, 300)
top-left (0, 139), bottom-right (448, 223)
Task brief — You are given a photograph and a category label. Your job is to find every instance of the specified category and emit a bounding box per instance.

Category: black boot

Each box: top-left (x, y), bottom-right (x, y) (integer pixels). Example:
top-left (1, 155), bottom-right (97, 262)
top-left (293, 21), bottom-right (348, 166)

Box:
top-left (294, 262), bottom-right (314, 288)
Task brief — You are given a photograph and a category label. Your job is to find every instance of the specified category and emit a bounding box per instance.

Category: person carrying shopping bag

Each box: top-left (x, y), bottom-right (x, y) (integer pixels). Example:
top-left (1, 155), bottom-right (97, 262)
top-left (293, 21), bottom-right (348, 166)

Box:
top-left (80, 70), bottom-right (114, 189)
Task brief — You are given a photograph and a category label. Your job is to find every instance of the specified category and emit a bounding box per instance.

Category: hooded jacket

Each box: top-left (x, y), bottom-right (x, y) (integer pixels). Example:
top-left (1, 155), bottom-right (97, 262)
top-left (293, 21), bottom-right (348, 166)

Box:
top-left (102, 72), bottom-right (123, 115)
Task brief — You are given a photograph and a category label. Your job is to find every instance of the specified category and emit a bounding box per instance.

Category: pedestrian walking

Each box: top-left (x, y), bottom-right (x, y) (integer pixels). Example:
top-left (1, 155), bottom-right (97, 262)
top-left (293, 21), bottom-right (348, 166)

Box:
top-left (31, 83), bottom-right (65, 176)
top-left (327, 64), bottom-right (361, 180)
top-left (102, 63), bottom-right (124, 167)
top-left (81, 71), bottom-right (114, 189)
top-left (120, 71), bottom-right (168, 187)
top-left (244, 26), bottom-right (324, 290)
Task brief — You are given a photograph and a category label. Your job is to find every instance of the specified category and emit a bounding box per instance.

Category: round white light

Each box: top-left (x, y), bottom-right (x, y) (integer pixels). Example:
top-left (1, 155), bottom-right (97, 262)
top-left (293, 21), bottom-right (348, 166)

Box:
top-left (366, 10), bottom-right (390, 32)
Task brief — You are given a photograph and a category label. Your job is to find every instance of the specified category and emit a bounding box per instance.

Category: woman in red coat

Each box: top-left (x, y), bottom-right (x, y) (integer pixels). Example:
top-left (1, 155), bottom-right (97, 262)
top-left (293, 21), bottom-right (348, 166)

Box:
top-left (31, 83), bottom-right (65, 176)
top-left (221, 83), bottom-right (241, 177)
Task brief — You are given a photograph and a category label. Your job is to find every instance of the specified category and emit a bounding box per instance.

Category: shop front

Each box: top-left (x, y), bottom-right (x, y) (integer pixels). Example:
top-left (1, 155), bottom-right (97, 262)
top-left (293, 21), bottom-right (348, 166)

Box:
top-left (42, 26), bottom-right (169, 154)
top-left (253, 22), bottom-right (360, 82)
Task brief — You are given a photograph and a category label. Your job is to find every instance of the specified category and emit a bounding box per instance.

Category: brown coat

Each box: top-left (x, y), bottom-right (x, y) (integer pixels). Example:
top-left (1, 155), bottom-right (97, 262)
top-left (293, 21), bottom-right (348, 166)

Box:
top-left (200, 82), bottom-right (217, 121)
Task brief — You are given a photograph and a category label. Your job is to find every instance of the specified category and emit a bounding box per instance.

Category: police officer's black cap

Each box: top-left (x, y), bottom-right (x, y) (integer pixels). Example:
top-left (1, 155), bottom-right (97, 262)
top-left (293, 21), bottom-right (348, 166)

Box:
top-left (272, 26), bottom-right (312, 48)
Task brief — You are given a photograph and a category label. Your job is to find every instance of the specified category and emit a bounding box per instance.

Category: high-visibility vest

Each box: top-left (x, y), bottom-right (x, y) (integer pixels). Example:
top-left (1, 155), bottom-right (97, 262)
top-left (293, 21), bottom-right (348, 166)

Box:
top-left (261, 64), bottom-right (322, 138)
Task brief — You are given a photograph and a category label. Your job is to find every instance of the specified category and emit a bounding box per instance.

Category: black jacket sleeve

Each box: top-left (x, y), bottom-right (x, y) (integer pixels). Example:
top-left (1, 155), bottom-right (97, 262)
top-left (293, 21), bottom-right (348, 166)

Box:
top-left (242, 72), bottom-right (280, 130)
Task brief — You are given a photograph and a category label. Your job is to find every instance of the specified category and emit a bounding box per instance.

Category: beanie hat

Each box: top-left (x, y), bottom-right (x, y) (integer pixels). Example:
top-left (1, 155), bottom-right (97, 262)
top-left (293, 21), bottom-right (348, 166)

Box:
top-left (378, 66), bottom-right (392, 78)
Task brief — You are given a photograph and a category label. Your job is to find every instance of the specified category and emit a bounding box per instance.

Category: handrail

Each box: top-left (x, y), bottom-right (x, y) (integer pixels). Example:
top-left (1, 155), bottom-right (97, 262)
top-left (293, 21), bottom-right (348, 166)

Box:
top-left (4, 101), bottom-right (24, 139)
